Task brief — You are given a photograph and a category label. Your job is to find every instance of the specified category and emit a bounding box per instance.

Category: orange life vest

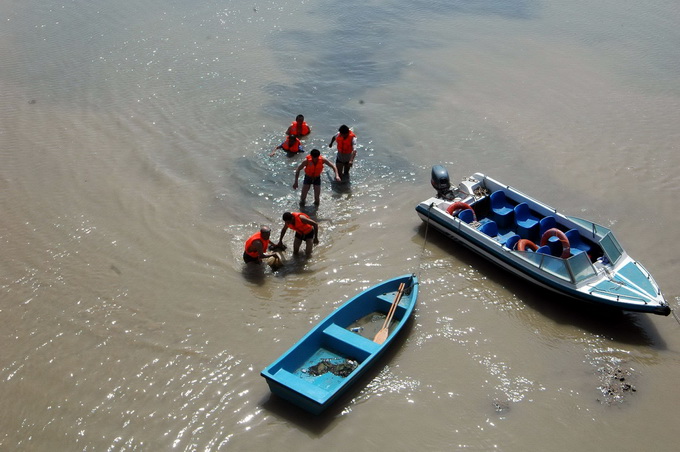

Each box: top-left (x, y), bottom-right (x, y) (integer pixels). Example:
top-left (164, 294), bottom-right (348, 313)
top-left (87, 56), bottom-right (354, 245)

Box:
top-left (282, 137), bottom-right (302, 152)
top-left (289, 212), bottom-right (314, 235)
top-left (289, 121), bottom-right (310, 136)
top-left (304, 155), bottom-right (324, 177)
top-left (244, 232), bottom-right (270, 258)
top-left (336, 131), bottom-right (356, 154)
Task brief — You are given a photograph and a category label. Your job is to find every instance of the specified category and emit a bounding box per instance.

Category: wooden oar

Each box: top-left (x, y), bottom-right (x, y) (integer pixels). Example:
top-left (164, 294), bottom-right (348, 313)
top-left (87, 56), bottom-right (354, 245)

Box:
top-left (373, 282), bottom-right (405, 344)
top-left (383, 284), bottom-right (404, 331)
top-left (380, 284), bottom-right (403, 332)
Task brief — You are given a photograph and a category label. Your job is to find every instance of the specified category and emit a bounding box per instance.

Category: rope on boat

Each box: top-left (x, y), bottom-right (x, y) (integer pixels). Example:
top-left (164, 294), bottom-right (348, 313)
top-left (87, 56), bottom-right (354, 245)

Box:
top-left (473, 186), bottom-right (489, 199)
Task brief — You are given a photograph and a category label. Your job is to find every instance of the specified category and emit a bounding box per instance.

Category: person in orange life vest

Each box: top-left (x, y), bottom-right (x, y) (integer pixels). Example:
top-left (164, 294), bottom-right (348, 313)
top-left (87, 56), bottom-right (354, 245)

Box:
top-left (293, 149), bottom-right (341, 206)
top-left (276, 211), bottom-right (319, 257)
top-left (243, 226), bottom-right (276, 264)
top-left (328, 124), bottom-right (356, 180)
top-left (271, 134), bottom-right (304, 156)
top-left (286, 114), bottom-right (311, 137)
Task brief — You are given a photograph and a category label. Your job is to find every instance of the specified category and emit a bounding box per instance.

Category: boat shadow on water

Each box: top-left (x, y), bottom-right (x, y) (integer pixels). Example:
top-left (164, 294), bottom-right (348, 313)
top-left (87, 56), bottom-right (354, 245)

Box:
top-left (259, 317), bottom-right (416, 433)
top-left (415, 224), bottom-right (666, 349)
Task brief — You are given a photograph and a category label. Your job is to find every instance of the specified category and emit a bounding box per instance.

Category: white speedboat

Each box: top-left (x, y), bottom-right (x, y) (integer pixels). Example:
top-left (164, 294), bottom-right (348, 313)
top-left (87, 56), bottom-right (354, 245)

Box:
top-left (415, 166), bottom-right (670, 316)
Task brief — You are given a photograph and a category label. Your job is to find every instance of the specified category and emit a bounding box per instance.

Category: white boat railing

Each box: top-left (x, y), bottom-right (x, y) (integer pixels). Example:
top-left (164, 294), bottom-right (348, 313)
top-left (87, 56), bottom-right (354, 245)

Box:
top-left (587, 288), bottom-right (651, 304)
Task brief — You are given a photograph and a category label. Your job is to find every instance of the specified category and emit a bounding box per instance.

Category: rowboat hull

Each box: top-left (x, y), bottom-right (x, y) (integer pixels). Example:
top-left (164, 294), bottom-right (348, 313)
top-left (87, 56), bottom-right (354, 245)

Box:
top-left (261, 274), bottom-right (419, 414)
top-left (416, 170), bottom-right (669, 316)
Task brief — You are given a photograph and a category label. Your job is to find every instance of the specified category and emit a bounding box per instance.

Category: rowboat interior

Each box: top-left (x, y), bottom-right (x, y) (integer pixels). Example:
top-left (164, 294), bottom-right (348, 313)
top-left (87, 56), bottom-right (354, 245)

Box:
top-left (266, 286), bottom-right (410, 397)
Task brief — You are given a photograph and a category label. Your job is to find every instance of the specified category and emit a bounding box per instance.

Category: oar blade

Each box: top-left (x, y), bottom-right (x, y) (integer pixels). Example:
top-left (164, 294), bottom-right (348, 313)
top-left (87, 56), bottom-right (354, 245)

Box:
top-left (373, 282), bottom-right (406, 344)
top-left (373, 328), bottom-right (388, 344)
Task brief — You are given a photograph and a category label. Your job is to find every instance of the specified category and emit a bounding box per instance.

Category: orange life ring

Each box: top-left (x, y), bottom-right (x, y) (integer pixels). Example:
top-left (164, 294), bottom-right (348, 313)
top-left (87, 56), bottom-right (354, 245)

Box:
top-left (446, 202), bottom-right (476, 220)
top-left (515, 239), bottom-right (539, 252)
top-left (540, 228), bottom-right (570, 258)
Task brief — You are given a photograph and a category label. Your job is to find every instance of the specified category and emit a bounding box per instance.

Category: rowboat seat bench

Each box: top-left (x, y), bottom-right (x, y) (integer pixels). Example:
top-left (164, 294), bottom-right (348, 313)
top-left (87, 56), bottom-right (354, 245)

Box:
top-left (273, 369), bottom-right (329, 400)
top-left (322, 323), bottom-right (380, 359)
top-left (376, 294), bottom-right (407, 319)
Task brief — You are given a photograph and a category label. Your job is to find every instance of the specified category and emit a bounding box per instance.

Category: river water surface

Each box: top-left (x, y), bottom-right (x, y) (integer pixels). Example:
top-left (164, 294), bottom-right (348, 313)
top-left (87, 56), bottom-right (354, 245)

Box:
top-left (2, 0), bottom-right (680, 450)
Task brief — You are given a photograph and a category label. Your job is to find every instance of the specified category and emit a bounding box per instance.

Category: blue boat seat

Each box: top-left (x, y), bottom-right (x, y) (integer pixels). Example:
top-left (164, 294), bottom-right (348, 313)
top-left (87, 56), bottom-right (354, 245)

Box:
top-left (565, 229), bottom-right (591, 255)
top-left (497, 230), bottom-right (517, 246)
top-left (546, 236), bottom-right (564, 257)
top-left (505, 234), bottom-right (521, 250)
top-left (537, 245), bottom-right (552, 256)
top-left (514, 203), bottom-right (540, 240)
top-left (376, 293), bottom-right (407, 320)
top-left (322, 323), bottom-right (379, 359)
top-left (490, 191), bottom-right (514, 228)
top-left (539, 216), bottom-right (557, 239)
top-left (458, 209), bottom-right (475, 224)
top-left (479, 220), bottom-right (498, 238)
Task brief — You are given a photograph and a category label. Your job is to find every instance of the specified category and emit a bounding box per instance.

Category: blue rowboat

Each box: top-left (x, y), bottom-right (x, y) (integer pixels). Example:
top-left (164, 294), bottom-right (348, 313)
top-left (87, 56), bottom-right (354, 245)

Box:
top-left (261, 273), bottom-right (418, 414)
top-left (416, 167), bottom-right (669, 316)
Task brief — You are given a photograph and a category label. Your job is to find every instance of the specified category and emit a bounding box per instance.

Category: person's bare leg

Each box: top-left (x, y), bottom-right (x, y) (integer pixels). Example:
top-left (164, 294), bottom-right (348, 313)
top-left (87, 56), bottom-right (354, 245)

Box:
top-left (336, 162), bottom-right (347, 180)
top-left (313, 185), bottom-right (321, 205)
top-left (300, 184), bottom-right (311, 205)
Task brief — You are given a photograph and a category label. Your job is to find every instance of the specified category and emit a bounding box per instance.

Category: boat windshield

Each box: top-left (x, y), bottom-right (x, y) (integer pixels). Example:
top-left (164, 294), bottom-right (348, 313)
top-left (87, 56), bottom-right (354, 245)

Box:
top-left (568, 252), bottom-right (598, 283)
top-left (515, 252), bottom-right (572, 282)
top-left (514, 250), bottom-right (597, 284)
top-left (566, 215), bottom-right (610, 241)
top-left (600, 232), bottom-right (624, 265)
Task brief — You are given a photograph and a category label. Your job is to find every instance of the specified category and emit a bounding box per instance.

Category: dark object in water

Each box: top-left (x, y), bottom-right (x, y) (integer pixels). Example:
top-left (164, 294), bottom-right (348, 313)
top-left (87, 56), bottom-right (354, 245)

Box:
top-left (266, 252), bottom-right (284, 271)
top-left (270, 242), bottom-right (287, 251)
top-left (305, 358), bottom-right (358, 377)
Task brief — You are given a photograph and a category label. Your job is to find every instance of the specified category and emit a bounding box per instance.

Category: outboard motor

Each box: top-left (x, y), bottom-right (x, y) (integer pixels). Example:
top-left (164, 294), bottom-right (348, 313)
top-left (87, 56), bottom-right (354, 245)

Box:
top-left (431, 165), bottom-right (454, 199)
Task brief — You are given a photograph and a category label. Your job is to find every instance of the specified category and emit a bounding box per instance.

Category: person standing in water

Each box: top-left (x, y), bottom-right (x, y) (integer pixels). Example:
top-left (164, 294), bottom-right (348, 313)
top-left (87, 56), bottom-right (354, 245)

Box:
top-left (275, 212), bottom-right (319, 257)
top-left (286, 114), bottom-right (311, 137)
top-left (293, 149), bottom-right (341, 206)
top-left (328, 124), bottom-right (356, 180)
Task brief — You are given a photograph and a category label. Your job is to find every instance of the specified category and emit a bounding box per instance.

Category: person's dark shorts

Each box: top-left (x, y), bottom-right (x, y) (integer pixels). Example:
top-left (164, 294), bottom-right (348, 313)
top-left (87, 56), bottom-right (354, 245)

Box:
top-left (336, 152), bottom-right (352, 164)
top-left (243, 252), bottom-right (259, 263)
top-left (303, 175), bottom-right (321, 186)
top-left (295, 230), bottom-right (315, 241)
